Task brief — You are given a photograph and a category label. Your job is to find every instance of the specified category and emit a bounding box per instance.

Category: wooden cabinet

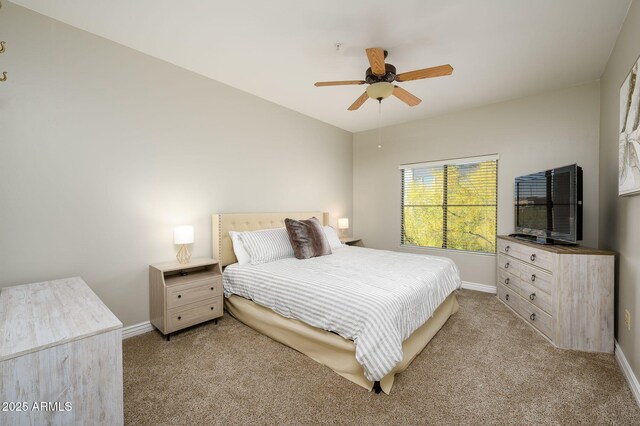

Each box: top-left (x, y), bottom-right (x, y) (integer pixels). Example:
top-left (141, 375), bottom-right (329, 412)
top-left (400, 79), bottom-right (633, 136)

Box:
top-left (149, 258), bottom-right (222, 340)
top-left (496, 236), bottom-right (615, 353)
top-left (0, 277), bottom-right (123, 425)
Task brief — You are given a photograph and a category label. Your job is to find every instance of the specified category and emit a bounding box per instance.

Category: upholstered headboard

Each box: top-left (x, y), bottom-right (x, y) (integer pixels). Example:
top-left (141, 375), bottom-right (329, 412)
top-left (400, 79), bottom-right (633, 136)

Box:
top-left (212, 212), bottom-right (329, 267)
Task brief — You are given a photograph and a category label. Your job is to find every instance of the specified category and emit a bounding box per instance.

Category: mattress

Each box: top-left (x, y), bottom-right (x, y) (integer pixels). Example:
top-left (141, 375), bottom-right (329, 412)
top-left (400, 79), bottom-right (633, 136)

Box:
top-left (223, 246), bottom-right (461, 381)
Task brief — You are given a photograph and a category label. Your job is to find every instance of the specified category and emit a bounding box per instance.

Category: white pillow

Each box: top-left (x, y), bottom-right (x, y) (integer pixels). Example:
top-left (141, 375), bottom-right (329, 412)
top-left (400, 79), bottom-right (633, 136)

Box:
top-left (239, 227), bottom-right (295, 265)
top-left (323, 226), bottom-right (344, 250)
top-left (229, 231), bottom-right (251, 265)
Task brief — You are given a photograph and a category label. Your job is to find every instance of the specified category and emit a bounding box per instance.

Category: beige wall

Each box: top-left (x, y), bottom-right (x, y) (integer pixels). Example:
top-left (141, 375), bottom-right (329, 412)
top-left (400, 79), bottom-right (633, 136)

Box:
top-left (353, 82), bottom-right (600, 285)
top-left (0, 4), bottom-right (353, 326)
top-left (599, 0), bottom-right (640, 378)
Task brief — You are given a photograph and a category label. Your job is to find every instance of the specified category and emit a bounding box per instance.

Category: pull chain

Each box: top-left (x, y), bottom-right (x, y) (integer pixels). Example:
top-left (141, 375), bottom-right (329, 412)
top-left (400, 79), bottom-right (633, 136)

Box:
top-left (377, 100), bottom-right (382, 148)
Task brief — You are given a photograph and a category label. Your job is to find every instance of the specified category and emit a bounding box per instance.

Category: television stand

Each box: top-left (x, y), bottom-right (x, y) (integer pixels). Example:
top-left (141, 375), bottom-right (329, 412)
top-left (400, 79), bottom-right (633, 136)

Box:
top-left (508, 233), bottom-right (576, 246)
top-left (497, 235), bottom-right (614, 353)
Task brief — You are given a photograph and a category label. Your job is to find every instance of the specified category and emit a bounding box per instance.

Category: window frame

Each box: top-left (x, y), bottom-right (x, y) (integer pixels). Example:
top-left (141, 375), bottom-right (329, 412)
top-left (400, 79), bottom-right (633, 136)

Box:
top-left (399, 154), bottom-right (499, 255)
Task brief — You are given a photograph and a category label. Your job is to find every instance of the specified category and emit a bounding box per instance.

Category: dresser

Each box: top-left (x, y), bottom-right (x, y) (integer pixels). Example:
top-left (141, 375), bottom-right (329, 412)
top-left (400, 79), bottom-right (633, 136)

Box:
top-left (149, 258), bottom-right (223, 340)
top-left (0, 277), bottom-right (123, 425)
top-left (496, 236), bottom-right (615, 353)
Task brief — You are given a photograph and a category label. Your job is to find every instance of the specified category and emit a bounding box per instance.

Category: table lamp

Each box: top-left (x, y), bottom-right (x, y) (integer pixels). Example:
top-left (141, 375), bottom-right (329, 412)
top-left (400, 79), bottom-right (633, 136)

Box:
top-left (338, 218), bottom-right (349, 237)
top-left (174, 225), bottom-right (194, 264)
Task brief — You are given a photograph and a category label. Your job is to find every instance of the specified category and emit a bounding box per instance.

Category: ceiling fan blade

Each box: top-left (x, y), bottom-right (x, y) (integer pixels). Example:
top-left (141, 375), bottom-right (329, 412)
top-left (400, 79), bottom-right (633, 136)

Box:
top-left (393, 86), bottom-right (422, 106)
top-left (314, 80), bottom-right (366, 87)
top-left (348, 92), bottom-right (369, 111)
top-left (365, 48), bottom-right (386, 76)
top-left (395, 64), bottom-right (453, 82)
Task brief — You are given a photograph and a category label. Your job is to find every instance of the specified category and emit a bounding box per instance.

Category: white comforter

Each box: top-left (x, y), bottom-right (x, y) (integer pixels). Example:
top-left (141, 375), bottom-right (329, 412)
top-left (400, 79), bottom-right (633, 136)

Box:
top-left (223, 246), bottom-right (461, 381)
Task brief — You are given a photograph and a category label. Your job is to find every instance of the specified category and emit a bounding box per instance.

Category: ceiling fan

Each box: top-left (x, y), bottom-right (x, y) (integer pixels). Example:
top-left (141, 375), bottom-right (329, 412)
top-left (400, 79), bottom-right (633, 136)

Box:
top-left (315, 48), bottom-right (453, 111)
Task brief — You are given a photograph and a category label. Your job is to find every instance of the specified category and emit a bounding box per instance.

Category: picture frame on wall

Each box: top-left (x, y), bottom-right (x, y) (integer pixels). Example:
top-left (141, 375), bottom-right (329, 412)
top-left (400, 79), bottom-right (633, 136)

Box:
top-left (619, 54), bottom-right (640, 196)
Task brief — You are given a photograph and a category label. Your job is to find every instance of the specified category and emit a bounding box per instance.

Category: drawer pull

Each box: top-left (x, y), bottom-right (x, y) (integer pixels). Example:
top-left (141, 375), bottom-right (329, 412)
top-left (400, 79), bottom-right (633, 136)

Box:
top-left (210, 307), bottom-right (214, 310)
top-left (530, 274), bottom-right (536, 282)
top-left (530, 313), bottom-right (536, 321)
top-left (505, 294), bottom-right (510, 301)
top-left (178, 316), bottom-right (182, 320)
top-left (505, 262), bottom-right (510, 269)
top-left (178, 294), bottom-right (182, 299)
top-left (210, 287), bottom-right (214, 291)
top-left (529, 293), bottom-right (536, 301)
top-left (530, 254), bottom-right (536, 262)
top-left (505, 245), bottom-right (510, 253)
top-left (505, 277), bottom-right (510, 285)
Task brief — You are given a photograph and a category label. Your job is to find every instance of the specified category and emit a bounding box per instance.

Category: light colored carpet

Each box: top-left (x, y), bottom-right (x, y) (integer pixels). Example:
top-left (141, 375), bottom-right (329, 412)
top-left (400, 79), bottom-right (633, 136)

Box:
top-left (123, 290), bottom-right (640, 425)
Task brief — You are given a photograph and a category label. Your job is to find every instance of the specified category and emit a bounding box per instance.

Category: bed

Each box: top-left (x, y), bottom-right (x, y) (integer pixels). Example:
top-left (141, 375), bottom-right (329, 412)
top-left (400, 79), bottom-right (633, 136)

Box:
top-left (212, 212), bottom-right (460, 394)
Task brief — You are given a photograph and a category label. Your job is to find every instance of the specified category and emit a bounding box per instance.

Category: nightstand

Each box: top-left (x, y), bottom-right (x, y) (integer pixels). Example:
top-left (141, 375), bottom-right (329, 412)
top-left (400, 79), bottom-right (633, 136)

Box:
top-left (149, 257), bottom-right (223, 340)
top-left (340, 237), bottom-right (363, 247)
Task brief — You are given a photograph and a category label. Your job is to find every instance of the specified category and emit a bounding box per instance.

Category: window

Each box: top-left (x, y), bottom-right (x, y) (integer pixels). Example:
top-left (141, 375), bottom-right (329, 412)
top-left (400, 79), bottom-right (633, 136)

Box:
top-left (400, 155), bottom-right (498, 254)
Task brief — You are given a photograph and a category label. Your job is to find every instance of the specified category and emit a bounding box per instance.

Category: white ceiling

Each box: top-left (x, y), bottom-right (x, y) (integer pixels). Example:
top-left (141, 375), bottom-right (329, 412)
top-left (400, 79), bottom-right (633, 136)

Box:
top-left (12, 0), bottom-right (631, 132)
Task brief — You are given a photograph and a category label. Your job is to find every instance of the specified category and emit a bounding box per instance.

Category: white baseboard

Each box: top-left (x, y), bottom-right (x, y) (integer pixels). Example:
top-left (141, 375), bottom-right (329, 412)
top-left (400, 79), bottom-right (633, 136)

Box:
top-left (615, 340), bottom-right (640, 407)
top-left (122, 321), bottom-right (155, 339)
top-left (461, 281), bottom-right (497, 294)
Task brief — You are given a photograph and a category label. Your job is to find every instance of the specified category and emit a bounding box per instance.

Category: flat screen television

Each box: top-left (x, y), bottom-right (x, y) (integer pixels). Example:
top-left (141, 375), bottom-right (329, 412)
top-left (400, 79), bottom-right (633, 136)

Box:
top-left (514, 164), bottom-right (583, 244)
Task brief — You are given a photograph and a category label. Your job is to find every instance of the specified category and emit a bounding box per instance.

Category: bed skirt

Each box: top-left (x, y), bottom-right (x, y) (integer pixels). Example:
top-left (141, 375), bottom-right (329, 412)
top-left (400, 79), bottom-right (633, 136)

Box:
top-left (224, 292), bottom-right (459, 394)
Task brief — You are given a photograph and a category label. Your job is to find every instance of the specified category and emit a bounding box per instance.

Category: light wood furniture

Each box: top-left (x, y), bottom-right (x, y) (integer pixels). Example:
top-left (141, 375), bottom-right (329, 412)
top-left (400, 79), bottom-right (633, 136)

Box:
top-left (340, 236), bottom-right (363, 247)
top-left (496, 236), bottom-right (615, 353)
top-left (149, 257), bottom-right (222, 340)
top-left (0, 277), bottom-right (123, 425)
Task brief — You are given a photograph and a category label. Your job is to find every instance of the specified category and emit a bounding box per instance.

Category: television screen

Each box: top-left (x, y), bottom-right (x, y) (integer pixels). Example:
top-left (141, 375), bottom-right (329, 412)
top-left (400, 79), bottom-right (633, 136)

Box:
top-left (515, 164), bottom-right (582, 243)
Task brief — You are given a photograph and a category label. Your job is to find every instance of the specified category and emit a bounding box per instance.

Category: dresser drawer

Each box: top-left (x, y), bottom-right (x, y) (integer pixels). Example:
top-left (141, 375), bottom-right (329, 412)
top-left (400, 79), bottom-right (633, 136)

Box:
top-left (497, 282), bottom-right (520, 312)
top-left (498, 254), bottom-right (522, 277)
top-left (498, 238), bottom-right (520, 258)
top-left (498, 283), bottom-right (553, 340)
top-left (514, 244), bottom-right (553, 272)
top-left (167, 297), bottom-right (222, 332)
top-left (518, 262), bottom-right (552, 295)
top-left (498, 269), bottom-right (552, 315)
top-left (167, 276), bottom-right (222, 309)
top-left (518, 299), bottom-right (553, 340)
top-left (497, 268), bottom-right (515, 287)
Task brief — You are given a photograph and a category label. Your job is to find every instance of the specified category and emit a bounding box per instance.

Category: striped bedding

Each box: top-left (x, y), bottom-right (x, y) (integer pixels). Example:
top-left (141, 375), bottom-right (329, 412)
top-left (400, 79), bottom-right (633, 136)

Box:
top-left (223, 246), bottom-right (461, 381)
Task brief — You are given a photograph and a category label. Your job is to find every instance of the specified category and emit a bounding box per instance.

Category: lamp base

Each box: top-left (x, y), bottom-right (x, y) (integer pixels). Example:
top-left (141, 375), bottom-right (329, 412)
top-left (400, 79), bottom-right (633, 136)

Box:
top-left (176, 245), bottom-right (191, 265)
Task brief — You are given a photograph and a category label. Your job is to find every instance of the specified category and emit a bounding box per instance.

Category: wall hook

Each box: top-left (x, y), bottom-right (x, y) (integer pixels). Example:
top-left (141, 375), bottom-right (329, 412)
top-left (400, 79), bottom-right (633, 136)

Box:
top-left (0, 41), bottom-right (5, 54)
top-left (0, 72), bottom-right (7, 82)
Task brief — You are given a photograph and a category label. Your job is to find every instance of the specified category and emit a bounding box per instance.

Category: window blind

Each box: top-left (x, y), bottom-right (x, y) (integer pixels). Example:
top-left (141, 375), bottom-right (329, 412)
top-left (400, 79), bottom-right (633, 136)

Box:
top-left (401, 155), bottom-right (498, 253)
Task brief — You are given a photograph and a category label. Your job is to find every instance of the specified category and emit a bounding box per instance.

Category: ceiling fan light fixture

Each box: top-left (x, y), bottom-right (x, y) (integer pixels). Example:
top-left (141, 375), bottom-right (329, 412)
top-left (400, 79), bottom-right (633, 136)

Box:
top-left (366, 82), bottom-right (394, 100)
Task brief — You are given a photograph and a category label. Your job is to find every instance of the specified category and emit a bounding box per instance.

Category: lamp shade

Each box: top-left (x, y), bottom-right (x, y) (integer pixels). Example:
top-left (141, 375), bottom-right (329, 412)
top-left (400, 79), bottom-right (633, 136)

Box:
top-left (338, 218), bottom-right (349, 230)
top-left (174, 226), bottom-right (194, 245)
top-left (366, 82), bottom-right (394, 100)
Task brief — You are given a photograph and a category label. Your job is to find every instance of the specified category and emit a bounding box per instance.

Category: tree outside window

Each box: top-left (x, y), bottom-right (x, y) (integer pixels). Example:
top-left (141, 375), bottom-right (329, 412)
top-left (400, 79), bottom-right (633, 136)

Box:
top-left (401, 157), bottom-right (498, 254)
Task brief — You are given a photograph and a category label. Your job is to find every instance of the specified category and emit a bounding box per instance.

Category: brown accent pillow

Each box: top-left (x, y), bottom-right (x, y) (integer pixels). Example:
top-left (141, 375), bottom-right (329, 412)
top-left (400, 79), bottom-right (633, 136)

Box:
top-left (284, 217), bottom-right (332, 260)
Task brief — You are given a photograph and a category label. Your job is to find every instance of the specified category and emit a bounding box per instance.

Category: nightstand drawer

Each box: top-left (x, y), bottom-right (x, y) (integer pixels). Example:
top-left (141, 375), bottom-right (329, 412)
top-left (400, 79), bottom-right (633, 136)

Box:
top-left (167, 276), bottom-right (222, 309)
top-left (167, 298), bottom-right (222, 332)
